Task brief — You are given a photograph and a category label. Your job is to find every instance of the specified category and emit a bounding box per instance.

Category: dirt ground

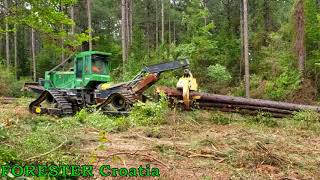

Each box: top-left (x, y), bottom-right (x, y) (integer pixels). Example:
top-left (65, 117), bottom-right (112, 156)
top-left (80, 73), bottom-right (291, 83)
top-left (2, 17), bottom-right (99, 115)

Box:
top-left (80, 113), bottom-right (320, 179)
top-left (1, 98), bottom-right (320, 179)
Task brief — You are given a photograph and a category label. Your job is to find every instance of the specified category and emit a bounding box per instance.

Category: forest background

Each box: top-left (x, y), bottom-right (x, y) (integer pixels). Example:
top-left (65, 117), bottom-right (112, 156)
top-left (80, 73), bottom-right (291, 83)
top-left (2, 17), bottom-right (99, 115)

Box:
top-left (0, 0), bottom-right (320, 103)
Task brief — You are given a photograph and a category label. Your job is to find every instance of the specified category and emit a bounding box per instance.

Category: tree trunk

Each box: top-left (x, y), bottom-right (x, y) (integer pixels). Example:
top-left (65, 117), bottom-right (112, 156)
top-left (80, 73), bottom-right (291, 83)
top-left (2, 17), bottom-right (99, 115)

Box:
top-left (14, 24), bottom-right (18, 79)
top-left (173, 0), bottom-right (176, 45)
top-left (14, 0), bottom-right (18, 79)
top-left (61, 4), bottom-right (65, 62)
top-left (87, 0), bottom-right (92, 51)
top-left (294, 0), bottom-right (305, 74)
top-left (5, 0), bottom-right (10, 69)
top-left (168, 6), bottom-right (171, 45)
top-left (129, 0), bottom-right (133, 46)
top-left (126, 0), bottom-right (130, 47)
top-left (161, 0), bottom-right (165, 44)
top-left (121, 0), bottom-right (128, 65)
top-left (70, 5), bottom-right (75, 35)
top-left (31, 28), bottom-right (36, 82)
top-left (243, 0), bottom-right (250, 98)
top-left (203, 0), bottom-right (208, 25)
top-left (263, 0), bottom-right (271, 45)
top-left (240, 0), bottom-right (244, 81)
top-left (263, 0), bottom-right (271, 32)
top-left (155, 0), bottom-right (159, 48)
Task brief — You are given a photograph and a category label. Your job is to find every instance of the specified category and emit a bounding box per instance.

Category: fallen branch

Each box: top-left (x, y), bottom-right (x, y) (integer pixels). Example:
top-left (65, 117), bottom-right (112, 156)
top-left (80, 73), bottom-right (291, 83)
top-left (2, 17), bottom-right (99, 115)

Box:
top-left (97, 152), bottom-right (170, 169)
top-left (26, 134), bottom-right (68, 161)
top-left (188, 154), bottom-right (220, 159)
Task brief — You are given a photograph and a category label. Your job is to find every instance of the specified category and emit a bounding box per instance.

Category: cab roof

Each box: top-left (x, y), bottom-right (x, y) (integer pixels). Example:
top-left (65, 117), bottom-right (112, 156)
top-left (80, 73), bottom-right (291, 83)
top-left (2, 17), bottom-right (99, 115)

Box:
top-left (75, 51), bottom-right (112, 58)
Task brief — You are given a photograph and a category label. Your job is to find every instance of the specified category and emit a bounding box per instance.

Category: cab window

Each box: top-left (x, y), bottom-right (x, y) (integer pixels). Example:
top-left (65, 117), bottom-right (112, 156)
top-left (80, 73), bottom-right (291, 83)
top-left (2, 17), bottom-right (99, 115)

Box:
top-left (91, 55), bottom-right (108, 74)
top-left (76, 57), bottom-right (83, 78)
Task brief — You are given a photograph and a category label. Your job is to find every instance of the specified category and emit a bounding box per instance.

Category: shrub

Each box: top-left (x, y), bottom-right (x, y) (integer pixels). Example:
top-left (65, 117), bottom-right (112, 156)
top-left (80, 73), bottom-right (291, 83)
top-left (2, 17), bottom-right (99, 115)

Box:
top-left (232, 74), bottom-right (264, 97)
top-left (292, 110), bottom-right (320, 132)
top-left (0, 147), bottom-right (18, 163)
top-left (0, 66), bottom-right (31, 97)
top-left (75, 109), bottom-right (119, 132)
top-left (114, 117), bottom-right (131, 132)
top-left (207, 64), bottom-right (232, 84)
top-left (209, 113), bottom-right (233, 125)
top-left (293, 110), bottom-right (320, 123)
top-left (250, 112), bottom-right (278, 128)
top-left (265, 70), bottom-right (301, 100)
top-left (129, 95), bottom-right (169, 126)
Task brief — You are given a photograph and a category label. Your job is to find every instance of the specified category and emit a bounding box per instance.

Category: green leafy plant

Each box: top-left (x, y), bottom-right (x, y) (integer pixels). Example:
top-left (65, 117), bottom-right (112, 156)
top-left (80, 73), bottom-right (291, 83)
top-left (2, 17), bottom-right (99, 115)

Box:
top-left (265, 70), bottom-right (301, 100)
top-left (293, 110), bottom-right (320, 123)
top-left (209, 112), bottom-right (233, 125)
top-left (207, 64), bottom-right (232, 84)
top-left (129, 95), bottom-right (169, 126)
top-left (250, 112), bottom-right (278, 128)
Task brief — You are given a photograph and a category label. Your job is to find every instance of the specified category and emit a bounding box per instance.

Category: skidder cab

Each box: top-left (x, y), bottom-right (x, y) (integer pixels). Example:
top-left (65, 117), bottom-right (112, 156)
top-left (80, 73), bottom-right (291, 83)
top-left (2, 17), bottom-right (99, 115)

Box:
top-left (42, 51), bottom-right (112, 90)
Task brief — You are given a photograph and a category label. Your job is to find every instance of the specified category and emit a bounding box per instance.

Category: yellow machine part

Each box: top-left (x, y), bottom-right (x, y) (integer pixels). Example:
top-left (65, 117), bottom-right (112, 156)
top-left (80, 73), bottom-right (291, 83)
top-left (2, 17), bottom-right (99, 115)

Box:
top-left (97, 83), bottom-right (113, 90)
top-left (176, 71), bottom-right (198, 110)
top-left (176, 77), bottom-right (198, 91)
top-left (35, 107), bottom-right (41, 114)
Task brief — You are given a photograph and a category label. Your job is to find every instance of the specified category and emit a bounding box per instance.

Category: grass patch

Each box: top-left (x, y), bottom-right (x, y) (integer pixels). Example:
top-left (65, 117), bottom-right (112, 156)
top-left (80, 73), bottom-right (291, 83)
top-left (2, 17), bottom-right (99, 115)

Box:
top-left (129, 97), bottom-right (169, 126)
top-left (249, 112), bottom-right (279, 128)
top-left (144, 127), bottom-right (162, 138)
top-left (209, 112), bottom-right (233, 125)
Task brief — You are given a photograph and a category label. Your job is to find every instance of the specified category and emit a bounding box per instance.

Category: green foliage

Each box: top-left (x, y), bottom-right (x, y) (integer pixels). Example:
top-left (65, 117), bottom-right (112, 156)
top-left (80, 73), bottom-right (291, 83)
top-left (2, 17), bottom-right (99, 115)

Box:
top-left (0, 147), bottom-right (18, 163)
top-left (0, 66), bottom-right (32, 97)
top-left (304, 0), bottom-right (320, 50)
top-left (292, 110), bottom-right (320, 132)
top-left (232, 74), bottom-right (265, 97)
top-left (144, 127), bottom-right (162, 138)
top-left (0, 126), bottom-right (8, 141)
top-left (209, 112), bottom-right (233, 125)
top-left (113, 117), bottom-right (131, 132)
top-left (76, 109), bottom-right (119, 132)
top-left (129, 96), bottom-right (169, 126)
top-left (250, 112), bottom-right (278, 128)
top-left (37, 43), bottom-right (61, 77)
top-left (22, 128), bottom-right (63, 157)
top-left (75, 109), bottom-right (89, 123)
top-left (293, 110), bottom-right (320, 123)
top-left (207, 64), bottom-right (232, 84)
top-left (265, 70), bottom-right (301, 100)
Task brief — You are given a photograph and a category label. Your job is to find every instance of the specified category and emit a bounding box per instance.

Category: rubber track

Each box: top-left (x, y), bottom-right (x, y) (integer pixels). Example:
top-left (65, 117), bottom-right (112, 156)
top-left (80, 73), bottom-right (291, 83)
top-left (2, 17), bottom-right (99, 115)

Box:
top-left (29, 89), bottom-right (74, 116)
top-left (49, 90), bottom-right (73, 115)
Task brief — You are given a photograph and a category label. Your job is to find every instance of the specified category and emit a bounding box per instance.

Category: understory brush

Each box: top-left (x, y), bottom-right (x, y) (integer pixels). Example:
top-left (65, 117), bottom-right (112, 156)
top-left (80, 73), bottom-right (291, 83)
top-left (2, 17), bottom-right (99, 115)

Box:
top-left (232, 70), bottom-right (301, 101)
top-left (0, 66), bottom-right (32, 97)
top-left (75, 95), bottom-right (170, 132)
top-left (249, 112), bottom-right (279, 128)
top-left (209, 112), bottom-right (233, 125)
top-left (129, 95), bottom-right (170, 126)
top-left (291, 110), bottom-right (320, 132)
top-left (0, 115), bottom-right (83, 163)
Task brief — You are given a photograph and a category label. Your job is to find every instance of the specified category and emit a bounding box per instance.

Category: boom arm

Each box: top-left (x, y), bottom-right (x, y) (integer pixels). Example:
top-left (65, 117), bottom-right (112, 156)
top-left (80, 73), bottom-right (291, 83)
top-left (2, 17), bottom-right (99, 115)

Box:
top-left (129, 59), bottom-right (190, 94)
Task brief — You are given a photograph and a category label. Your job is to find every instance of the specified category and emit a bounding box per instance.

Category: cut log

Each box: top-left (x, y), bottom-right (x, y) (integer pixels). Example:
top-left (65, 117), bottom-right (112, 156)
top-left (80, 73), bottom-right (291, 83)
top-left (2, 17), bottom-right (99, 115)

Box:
top-left (197, 93), bottom-right (320, 112)
top-left (156, 86), bottom-right (320, 113)
top-left (198, 102), bottom-right (294, 115)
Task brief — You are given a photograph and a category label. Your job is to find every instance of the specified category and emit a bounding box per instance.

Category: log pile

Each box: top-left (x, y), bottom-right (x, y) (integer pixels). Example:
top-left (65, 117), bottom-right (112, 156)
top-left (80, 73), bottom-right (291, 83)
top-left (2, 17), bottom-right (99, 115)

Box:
top-left (157, 86), bottom-right (320, 117)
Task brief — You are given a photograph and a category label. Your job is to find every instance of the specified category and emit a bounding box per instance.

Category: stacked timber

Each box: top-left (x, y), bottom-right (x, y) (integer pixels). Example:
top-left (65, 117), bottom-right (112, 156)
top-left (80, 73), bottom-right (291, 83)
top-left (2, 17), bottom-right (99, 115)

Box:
top-left (157, 86), bottom-right (320, 117)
